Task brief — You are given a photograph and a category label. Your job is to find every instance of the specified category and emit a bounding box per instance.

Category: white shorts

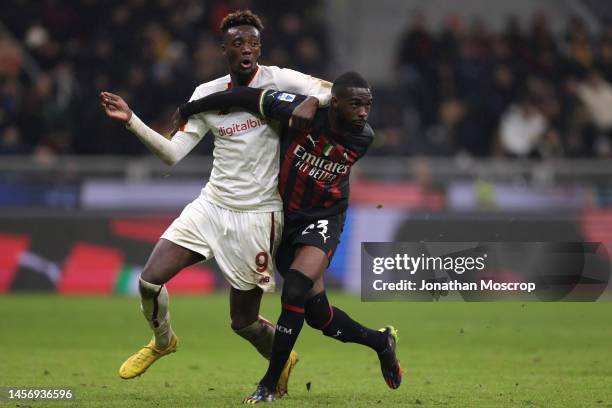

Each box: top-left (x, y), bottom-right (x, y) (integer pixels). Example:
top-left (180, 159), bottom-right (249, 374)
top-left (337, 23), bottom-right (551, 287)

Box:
top-left (161, 198), bottom-right (283, 292)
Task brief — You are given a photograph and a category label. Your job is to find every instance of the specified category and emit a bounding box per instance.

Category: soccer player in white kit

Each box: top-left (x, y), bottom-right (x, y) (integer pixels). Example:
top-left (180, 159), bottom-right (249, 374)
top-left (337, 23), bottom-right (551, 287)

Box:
top-left (100, 10), bottom-right (331, 396)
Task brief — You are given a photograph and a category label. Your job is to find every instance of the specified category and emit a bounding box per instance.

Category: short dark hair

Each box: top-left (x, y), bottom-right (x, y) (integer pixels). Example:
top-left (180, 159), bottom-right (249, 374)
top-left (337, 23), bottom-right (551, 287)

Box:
top-left (219, 9), bottom-right (264, 33)
top-left (332, 71), bottom-right (370, 95)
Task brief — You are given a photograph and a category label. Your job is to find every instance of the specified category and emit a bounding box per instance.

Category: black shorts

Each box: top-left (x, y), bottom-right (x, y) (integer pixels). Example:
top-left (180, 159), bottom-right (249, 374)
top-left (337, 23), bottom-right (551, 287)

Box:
top-left (275, 212), bottom-right (346, 276)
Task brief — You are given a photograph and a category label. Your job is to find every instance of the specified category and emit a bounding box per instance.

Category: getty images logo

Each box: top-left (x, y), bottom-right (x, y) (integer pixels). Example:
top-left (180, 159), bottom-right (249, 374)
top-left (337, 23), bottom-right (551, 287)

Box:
top-left (277, 325), bottom-right (292, 334)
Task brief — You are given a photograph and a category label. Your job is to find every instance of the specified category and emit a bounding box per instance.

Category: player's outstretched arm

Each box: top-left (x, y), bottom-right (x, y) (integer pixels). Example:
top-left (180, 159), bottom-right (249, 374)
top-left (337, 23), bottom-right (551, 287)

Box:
top-left (176, 87), bottom-right (310, 130)
top-left (171, 87), bottom-right (267, 136)
top-left (178, 87), bottom-right (264, 119)
top-left (99, 91), bottom-right (200, 165)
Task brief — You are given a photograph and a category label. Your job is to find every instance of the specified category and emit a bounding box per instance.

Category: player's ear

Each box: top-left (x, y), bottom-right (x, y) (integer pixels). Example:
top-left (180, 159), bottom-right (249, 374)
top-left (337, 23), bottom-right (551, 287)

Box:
top-left (331, 96), bottom-right (339, 108)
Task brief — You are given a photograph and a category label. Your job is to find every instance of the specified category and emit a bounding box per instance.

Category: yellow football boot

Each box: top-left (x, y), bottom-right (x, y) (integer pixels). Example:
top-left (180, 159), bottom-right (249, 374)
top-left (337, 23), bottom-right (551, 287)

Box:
top-left (119, 335), bottom-right (178, 379)
top-left (276, 350), bottom-right (299, 398)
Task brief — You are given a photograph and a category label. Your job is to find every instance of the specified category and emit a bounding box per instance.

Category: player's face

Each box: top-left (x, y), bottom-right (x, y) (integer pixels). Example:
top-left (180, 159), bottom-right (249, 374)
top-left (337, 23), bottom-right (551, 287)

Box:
top-left (332, 87), bottom-right (373, 133)
top-left (222, 25), bottom-right (261, 78)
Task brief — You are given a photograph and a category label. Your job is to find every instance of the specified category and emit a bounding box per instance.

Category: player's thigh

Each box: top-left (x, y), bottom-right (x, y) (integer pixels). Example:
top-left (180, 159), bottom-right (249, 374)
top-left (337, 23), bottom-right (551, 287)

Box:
top-left (229, 286), bottom-right (264, 329)
top-left (287, 214), bottom-right (345, 281)
top-left (290, 245), bottom-right (329, 282)
top-left (160, 199), bottom-right (215, 261)
top-left (141, 238), bottom-right (204, 285)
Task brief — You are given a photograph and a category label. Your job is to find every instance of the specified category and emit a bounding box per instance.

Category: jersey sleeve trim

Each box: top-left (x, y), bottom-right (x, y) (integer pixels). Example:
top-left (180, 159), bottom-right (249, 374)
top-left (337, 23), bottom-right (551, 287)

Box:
top-left (259, 89), bottom-right (272, 116)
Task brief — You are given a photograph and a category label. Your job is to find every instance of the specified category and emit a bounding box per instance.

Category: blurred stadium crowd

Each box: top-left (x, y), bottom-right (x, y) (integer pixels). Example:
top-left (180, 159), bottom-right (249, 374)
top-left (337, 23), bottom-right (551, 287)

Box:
top-left (0, 0), bottom-right (611, 160)
top-left (0, 0), bottom-right (328, 157)
top-left (381, 12), bottom-right (612, 158)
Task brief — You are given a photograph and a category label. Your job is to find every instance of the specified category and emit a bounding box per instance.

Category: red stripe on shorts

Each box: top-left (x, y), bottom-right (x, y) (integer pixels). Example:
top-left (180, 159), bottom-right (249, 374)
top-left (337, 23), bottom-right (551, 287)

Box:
top-left (269, 213), bottom-right (275, 254)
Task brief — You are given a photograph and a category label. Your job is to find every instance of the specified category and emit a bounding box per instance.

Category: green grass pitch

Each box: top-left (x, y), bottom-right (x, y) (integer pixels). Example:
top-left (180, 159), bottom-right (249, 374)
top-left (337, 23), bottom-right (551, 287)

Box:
top-left (1, 294), bottom-right (611, 407)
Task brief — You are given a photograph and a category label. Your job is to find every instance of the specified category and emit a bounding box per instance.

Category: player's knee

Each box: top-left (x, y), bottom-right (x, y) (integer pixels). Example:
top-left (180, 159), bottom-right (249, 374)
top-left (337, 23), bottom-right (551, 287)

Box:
top-left (140, 268), bottom-right (166, 286)
top-left (281, 269), bottom-right (314, 307)
top-left (230, 311), bottom-right (258, 331)
top-left (304, 292), bottom-right (331, 329)
top-left (230, 316), bottom-right (254, 331)
top-left (138, 276), bottom-right (160, 299)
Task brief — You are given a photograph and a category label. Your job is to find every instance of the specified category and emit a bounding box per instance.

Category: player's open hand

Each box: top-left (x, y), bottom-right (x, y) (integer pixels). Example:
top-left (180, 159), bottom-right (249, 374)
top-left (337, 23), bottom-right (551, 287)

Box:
top-left (170, 108), bottom-right (187, 136)
top-left (100, 91), bottom-right (133, 123)
top-left (290, 96), bottom-right (318, 132)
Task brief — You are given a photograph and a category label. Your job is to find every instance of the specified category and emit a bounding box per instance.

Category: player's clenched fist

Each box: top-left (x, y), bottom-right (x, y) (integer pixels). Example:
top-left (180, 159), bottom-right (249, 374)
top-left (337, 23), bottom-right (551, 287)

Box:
top-left (100, 91), bottom-right (133, 123)
top-left (289, 96), bottom-right (318, 132)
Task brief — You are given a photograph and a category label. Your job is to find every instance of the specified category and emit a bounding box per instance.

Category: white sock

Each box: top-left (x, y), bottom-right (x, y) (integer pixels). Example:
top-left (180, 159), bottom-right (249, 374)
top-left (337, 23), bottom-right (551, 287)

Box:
top-left (233, 316), bottom-right (275, 359)
top-left (139, 277), bottom-right (174, 349)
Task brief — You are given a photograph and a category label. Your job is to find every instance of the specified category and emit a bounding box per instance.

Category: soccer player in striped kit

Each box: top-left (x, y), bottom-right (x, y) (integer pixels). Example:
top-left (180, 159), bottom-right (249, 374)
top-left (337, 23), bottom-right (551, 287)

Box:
top-left (174, 72), bottom-right (403, 403)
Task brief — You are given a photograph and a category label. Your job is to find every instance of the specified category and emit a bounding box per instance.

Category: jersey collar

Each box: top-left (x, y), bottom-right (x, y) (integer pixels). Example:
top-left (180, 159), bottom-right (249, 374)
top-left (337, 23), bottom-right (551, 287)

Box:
top-left (227, 64), bottom-right (260, 89)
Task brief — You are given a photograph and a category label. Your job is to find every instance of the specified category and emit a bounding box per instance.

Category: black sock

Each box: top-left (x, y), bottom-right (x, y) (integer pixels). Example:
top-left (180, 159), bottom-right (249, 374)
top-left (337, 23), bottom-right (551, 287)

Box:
top-left (260, 269), bottom-right (313, 391)
top-left (305, 291), bottom-right (387, 352)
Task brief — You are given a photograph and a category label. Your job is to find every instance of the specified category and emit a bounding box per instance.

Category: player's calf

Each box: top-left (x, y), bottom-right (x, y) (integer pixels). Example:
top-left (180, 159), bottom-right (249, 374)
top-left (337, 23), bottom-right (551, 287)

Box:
top-left (258, 269), bottom-right (313, 391)
top-left (233, 316), bottom-right (275, 359)
top-left (139, 277), bottom-right (175, 349)
top-left (118, 278), bottom-right (179, 379)
top-left (305, 291), bottom-right (387, 351)
top-left (305, 292), bottom-right (403, 389)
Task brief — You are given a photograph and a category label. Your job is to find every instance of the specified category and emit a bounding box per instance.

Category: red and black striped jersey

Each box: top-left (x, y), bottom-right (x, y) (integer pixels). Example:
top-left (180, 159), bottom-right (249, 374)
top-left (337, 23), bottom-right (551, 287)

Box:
top-left (180, 86), bottom-right (374, 220)
top-left (259, 90), bottom-right (374, 220)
